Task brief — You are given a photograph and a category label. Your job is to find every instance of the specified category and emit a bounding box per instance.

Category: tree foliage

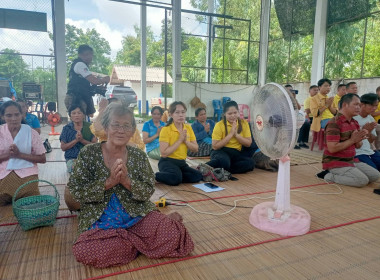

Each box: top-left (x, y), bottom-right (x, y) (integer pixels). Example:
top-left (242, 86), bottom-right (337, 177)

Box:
top-left (0, 49), bottom-right (31, 94)
top-left (65, 24), bottom-right (112, 75)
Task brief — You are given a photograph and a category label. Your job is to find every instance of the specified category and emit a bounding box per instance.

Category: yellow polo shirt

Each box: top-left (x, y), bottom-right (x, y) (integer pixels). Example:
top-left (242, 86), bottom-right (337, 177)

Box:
top-left (310, 93), bottom-right (334, 120)
top-left (212, 119), bottom-right (251, 151)
top-left (159, 123), bottom-right (196, 160)
top-left (303, 96), bottom-right (312, 118)
top-left (333, 94), bottom-right (341, 109)
top-left (374, 103), bottom-right (380, 122)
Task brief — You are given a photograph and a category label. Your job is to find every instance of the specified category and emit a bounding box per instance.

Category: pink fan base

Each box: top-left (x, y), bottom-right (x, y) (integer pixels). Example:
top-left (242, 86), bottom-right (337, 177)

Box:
top-left (249, 201), bottom-right (311, 236)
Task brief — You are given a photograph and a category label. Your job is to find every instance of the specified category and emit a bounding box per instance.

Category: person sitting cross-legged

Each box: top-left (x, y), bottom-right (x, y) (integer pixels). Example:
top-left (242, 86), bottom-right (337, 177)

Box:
top-left (206, 101), bottom-right (254, 174)
top-left (155, 101), bottom-right (203, 186)
top-left (353, 93), bottom-right (380, 171)
top-left (68, 102), bottom-right (194, 268)
top-left (188, 107), bottom-right (215, 157)
top-left (317, 93), bottom-right (380, 187)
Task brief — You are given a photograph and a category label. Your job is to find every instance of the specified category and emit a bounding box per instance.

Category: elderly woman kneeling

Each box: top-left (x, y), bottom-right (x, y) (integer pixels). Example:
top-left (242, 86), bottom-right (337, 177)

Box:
top-left (68, 102), bottom-right (194, 268)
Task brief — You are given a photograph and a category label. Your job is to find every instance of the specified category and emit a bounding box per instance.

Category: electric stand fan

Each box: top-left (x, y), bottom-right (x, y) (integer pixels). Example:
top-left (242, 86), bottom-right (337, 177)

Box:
top-left (47, 113), bottom-right (62, 136)
top-left (249, 83), bottom-right (311, 236)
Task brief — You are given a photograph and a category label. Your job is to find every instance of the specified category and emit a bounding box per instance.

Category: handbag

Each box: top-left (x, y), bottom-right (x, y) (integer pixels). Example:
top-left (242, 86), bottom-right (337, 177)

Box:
top-left (43, 139), bottom-right (52, 153)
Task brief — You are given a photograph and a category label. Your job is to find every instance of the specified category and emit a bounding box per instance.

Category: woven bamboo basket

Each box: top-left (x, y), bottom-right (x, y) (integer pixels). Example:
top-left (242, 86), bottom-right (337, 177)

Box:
top-left (12, 179), bottom-right (60, 231)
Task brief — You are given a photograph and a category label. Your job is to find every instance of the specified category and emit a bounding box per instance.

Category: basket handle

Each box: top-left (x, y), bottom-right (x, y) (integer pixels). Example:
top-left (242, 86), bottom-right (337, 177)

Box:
top-left (12, 179), bottom-right (60, 205)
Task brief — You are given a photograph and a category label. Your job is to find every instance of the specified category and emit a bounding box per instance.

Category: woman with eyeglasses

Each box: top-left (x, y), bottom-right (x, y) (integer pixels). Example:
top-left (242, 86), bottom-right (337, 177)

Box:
top-left (155, 101), bottom-right (203, 185)
top-left (68, 102), bottom-right (194, 268)
top-left (60, 104), bottom-right (97, 173)
top-left (90, 98), bottom-right (145, 150)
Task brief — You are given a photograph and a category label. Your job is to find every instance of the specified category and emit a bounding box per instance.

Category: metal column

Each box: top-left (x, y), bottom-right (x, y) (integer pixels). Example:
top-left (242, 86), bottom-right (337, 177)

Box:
top-left (172, 0), bottom-right (181, 100)
top-left (258, 0), bottom-right (270, 86)
top-left (52, 0), bottom-right (67, 117)
top-left (310, 0), bottom-right (328, 84)
top-left (140, 0), bottom-right (147, 115)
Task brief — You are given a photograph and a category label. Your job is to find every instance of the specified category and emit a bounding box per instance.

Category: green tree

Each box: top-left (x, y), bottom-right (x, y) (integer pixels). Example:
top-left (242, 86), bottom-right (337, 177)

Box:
top-left (0, 49), bottom-right (31, 94)
top-left (32, 67), bottom-right (56, 102)
top-left (65, 24), bottom-right (112, 75)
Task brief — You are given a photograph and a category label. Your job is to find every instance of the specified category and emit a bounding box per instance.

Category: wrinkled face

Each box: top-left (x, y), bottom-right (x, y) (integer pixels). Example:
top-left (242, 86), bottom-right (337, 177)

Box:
top-left (361, 101), bottom-right (378, 115)
top-left (151, 108), bottom-right (162, 122)
top-left (171, 105), bottom-right (186, 123)
top-left (347, 84), bottom-right (358, 94)
top-left (344, 96), bottom-right (361, 116)
top-left (3, 105), bottom-right (22, 128)
top-left (225, 106), bottom-right (239, 123)
top-left (106, 114), bottom-right (135, 146)
top-left (17, 102), bottom-right (28, 115)
top-left (319, 82), bottom-right (331, 95)
top-left (196, 109), bottom-right (207, 123)
top-left (309, 87), bottom-right (318, 97)
top-left (79, 50), bottom-right (93, 65)
top-left (70, 107), bottom-right (84, 123)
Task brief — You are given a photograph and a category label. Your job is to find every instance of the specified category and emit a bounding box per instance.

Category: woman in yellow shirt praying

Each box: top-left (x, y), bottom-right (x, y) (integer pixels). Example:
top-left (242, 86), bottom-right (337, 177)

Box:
top-left (155, 101), bottom-right (203, 186)
top-left (206, 101), bottom-right (254, 174)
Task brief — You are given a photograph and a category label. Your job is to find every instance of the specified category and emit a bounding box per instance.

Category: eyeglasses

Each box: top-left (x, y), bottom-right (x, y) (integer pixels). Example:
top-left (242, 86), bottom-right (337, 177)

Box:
top-left (110, 123), bottom-right (134, 132)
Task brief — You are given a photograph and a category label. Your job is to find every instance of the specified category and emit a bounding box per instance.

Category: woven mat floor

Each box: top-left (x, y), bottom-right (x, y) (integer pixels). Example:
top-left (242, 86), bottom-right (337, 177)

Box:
top-left (1, 143), bottom-right (380, 279)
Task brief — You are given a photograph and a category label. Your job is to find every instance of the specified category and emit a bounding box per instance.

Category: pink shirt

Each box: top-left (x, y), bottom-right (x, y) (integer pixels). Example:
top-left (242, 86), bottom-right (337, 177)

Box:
top-left (0, 124), bottom-right (45, 179)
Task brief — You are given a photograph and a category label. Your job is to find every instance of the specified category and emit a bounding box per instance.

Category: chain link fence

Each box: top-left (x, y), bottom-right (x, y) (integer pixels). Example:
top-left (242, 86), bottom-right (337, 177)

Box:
top-left (0, 0), bottom-right (56, 102)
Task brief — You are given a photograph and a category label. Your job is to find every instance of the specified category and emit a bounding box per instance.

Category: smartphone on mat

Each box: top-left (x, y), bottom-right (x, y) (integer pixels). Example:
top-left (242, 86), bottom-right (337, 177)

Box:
top-left (204, 182), bottom-right (219, 189)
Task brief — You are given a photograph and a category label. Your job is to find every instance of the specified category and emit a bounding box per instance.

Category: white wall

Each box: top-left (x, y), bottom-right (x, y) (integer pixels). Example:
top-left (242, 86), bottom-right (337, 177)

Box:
top-left (130, 81), bottom-right (163, 107)
top-left (176, 78), bottom-right (380, 119)
top-left (176, 82), bottom-right (258, 119)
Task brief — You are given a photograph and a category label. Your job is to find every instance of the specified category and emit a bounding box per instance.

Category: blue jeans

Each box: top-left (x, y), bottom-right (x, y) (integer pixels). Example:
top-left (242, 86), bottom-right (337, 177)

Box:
top-left (321, 118), bottom-right (331, 129)
top-left (355, 151), bottom-right (380, 171)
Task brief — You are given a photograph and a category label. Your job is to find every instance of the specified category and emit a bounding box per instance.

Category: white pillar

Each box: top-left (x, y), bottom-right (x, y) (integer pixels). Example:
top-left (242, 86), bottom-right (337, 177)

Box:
top-left (258, 0), bottom-right (270, 86)
top-left (310, 0), bottom-right (328, 84)
top-left (53, 0), bottom-right (67, 117)
top-left (205, 0), bottom-right (214, 83)
top-left (172, 0), bottom-right (181, 101)
top-left (140, 0), bottom-right (147, 115)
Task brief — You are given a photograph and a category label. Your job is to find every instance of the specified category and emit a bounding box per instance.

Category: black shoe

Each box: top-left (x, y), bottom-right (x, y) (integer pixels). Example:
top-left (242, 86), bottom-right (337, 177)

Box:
top-left (294, 145), bottom-right (301, 149)
top-left (373, 189), bottom-right (380, 195)
top-left (299, 143), bottom-right (309, 148)
top-left (316, 170), bottom-right (329, 179)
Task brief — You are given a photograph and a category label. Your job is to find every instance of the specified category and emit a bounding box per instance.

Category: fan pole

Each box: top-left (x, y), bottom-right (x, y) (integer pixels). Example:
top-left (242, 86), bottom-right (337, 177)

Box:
top-left (49, 126), bottom-right (60, 136)
top-left (273, 156), bottom-right (291, 218)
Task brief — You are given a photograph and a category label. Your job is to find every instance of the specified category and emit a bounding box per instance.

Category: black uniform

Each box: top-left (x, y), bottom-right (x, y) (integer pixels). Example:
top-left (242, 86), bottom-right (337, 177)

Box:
top-left (66, 58), bottom-right (95, 115)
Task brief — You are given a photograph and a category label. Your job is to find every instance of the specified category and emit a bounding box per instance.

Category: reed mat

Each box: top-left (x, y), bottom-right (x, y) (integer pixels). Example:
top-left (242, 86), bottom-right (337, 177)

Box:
top-left (1, 144), bottom-right (379, 279)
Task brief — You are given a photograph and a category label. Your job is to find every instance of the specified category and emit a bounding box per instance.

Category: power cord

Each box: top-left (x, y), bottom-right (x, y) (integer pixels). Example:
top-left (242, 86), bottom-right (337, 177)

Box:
top-left (155, 155), bottom-right (344, 216)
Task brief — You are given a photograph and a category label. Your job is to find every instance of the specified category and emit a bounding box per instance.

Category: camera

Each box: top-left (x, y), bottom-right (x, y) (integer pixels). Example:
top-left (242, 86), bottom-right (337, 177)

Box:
top-left (90, 85), bottom-right (107, 96)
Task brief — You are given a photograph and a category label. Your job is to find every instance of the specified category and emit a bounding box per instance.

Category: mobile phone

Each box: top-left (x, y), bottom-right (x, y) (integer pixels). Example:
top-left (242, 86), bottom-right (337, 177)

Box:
top-left (204, 182), bottom-right (219, 189)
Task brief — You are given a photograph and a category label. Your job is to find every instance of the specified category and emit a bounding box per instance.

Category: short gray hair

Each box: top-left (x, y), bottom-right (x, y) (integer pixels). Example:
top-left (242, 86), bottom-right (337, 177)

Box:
top-left (101, 102), bottom-right (136, 129)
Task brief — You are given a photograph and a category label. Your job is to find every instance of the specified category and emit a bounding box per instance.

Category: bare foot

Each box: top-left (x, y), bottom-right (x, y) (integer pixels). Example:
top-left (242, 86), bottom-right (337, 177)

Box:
top-left (167, 211), bottom-right (183, 223)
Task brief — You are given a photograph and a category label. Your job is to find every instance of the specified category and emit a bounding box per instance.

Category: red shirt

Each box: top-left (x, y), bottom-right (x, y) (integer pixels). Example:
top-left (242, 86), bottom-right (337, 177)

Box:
top-left (322, 113), bottom-right (360, 170)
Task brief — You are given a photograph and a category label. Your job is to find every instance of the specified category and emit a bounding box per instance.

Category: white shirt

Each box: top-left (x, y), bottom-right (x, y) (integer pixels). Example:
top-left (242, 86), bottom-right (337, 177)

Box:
top-left (73, 61), bottom-right (91, 78)
top-left (353, 114), bottom-right (376, 156)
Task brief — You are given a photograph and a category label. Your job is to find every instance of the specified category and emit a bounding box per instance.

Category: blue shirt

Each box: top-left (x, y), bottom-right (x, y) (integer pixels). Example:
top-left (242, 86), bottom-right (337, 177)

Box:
top-left (142, 119), bottom-right (165, 153)
top-left (89, 193), bottom-right (142, 230)
top-left (191, 119), bottom-right (215, 143)
top-left (25, 113), bottom-right (41, 129)
top-left (59, 121), bottom-right (94, 161)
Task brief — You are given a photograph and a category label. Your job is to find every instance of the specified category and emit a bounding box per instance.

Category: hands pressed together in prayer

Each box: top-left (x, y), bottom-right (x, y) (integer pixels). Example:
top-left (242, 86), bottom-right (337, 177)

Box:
top-left (105, 158), bottom-right (131, 191)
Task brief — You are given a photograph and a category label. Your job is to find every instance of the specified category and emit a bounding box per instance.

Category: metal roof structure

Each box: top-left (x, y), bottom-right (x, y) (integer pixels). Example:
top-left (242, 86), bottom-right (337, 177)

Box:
top-left (111, 65), bottom-right (173, 84)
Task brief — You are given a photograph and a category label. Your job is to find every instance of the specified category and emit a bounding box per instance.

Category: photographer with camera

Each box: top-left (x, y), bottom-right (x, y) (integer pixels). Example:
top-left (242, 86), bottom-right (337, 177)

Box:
top-left (65, 45), bottom-right (110, 117)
